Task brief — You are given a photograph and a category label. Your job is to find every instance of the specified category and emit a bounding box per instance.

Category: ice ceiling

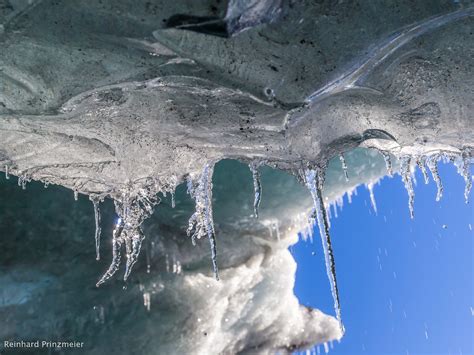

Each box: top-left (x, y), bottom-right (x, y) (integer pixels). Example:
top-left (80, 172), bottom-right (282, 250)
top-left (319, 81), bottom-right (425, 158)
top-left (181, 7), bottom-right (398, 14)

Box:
top-left (0, 0), bottom-right (473, 354)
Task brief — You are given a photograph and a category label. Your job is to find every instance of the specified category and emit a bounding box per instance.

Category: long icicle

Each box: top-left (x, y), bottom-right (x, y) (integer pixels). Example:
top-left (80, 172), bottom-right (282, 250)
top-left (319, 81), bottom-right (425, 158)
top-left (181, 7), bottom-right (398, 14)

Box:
top-left (249, 162), bottom-right (262, 218)
top-left (427, 154), bottom-right (443, 201)
top-left (90, 196), bottom-right (102, 261)
top-left (304, 168), bottom-right (344, 333)
top-left (400, 156), bottom-right (415, 219)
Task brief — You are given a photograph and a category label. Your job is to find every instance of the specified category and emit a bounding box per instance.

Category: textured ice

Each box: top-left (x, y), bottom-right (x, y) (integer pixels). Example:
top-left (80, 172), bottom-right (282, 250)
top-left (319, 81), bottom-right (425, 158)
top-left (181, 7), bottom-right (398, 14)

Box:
top-left (0, 0), bottom-right (473, 353)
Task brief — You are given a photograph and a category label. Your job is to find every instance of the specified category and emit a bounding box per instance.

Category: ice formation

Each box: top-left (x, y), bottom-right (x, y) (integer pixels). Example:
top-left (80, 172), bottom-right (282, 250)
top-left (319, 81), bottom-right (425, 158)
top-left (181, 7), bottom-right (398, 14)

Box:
top-left (0, 0), bottom-right (473, 353)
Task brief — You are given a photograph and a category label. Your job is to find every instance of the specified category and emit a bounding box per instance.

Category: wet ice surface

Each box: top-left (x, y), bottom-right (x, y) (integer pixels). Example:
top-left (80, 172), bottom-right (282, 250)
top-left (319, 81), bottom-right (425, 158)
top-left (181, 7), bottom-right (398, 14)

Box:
top-left (0, 0), bottom-right (473, 353)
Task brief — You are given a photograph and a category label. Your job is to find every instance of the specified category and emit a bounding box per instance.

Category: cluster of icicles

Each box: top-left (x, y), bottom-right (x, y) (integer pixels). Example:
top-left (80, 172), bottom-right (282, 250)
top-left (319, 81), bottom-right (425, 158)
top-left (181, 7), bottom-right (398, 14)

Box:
top-left (3, 147), bottom-right (471, 330)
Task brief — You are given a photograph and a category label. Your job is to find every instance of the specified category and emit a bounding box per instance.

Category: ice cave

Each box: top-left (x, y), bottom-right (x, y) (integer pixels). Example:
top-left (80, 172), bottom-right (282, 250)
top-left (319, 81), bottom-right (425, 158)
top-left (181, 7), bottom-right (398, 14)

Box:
top-left (0, 0), bottom-right (472, 354)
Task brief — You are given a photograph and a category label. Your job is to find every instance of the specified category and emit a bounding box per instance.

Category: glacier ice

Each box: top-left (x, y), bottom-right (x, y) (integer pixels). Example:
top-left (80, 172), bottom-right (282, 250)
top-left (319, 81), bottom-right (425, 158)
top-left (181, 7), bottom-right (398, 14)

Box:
top-left (0, 0), bottom-right (473, 353)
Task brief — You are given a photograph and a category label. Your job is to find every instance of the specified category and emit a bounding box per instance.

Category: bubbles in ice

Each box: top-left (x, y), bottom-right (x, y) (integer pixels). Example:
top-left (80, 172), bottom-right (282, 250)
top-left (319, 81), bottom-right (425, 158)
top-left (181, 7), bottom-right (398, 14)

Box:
top-left (249, 161), bottom-right (262, 218)
top-left (186, 163), bottom-right (219, 280)
top-left (96, 190), bottom-right (159, 287)
top-left (304, 167), bottom-right (344, 333)
top-left (400, 156), bottom-right (415, 219)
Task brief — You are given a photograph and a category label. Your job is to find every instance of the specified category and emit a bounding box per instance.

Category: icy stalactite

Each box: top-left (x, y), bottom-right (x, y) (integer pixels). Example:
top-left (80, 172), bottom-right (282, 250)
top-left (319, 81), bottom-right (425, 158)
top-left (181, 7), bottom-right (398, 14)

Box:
top-left (249, 162), bottom-right (262, 218)
top-left (416, 156), bottom-right (430, 184)
top-left (460, 148), bottom-right (472, 203)
top-left (339, 154), bottom-right (349, 182)
top-left (426, 154), bottom-right (443, 202)
top-left (186, 163), bottom-right (219, 280)
top-left (366, 183), bottom-right (377, 214)
top-left (400, 156), bottom-right (415, 219)
top-left (74, 190), bottom-right (78, 201)
top-left (4, 165), bottom-right (9, 179)
top-left (96, 191), bottom-right (159, 287)
top-left (171, 192), bottom-right (176, 208)
top-left (90, 196), bottom-right (102, 261)
top-left (380, 151), bottom-right (393, 177)
top-left (304, 168), bottom-right (343, 333)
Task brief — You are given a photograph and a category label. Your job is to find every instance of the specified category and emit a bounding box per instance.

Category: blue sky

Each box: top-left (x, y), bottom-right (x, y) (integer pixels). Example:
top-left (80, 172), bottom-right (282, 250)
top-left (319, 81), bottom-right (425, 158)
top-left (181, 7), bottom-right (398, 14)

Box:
top-left (292, 162), bottom-right (473, 355)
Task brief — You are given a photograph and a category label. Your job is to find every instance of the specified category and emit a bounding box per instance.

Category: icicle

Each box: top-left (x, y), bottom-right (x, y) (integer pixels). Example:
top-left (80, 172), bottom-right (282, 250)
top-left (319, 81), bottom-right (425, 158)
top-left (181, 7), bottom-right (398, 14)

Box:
top-left (304, 168), bottom-right (344, 333)
top-left (143, 292), bottom-right (151, 312)
top-left (90, 196), bottom-right (102, 261)
top-left (367, 183), bottom-right (377, 214)
top-left (186, 163), bottom-right (219, 280)
top-left (380, 151), bottom-right (393, 176)
top-left (400, 156), bottom-right (415, 219)
top-left (4, 165), bottom-right (9, 179)
top-left (249, 162), bottom-right (262, 218)
top-left (273, 221), bottom-right (280, 241)
top-left (416, 156), bottom-right (429, 184)
top-left (97, 192), bottom-right (159, 287)
top-left (461, 149), bottom-right (472, 203)
top-left (123, 229), bottom-right (145, 281)
top-left (339, 154), bottom-right (349, 181)
top-left (74, 190), bottom-right (79, 201)
top-left (96, 218), bottom-right (124, 287)
top-left (427, 155), bottom-right (443, 201)
top-left (171, 192), bottom-right (176, 208)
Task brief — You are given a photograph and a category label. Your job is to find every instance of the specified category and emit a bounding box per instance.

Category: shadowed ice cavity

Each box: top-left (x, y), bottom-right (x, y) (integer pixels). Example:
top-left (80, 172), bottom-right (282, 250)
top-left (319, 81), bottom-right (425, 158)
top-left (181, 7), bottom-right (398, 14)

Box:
top-left (0, 149), bottom-right (388, 354)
